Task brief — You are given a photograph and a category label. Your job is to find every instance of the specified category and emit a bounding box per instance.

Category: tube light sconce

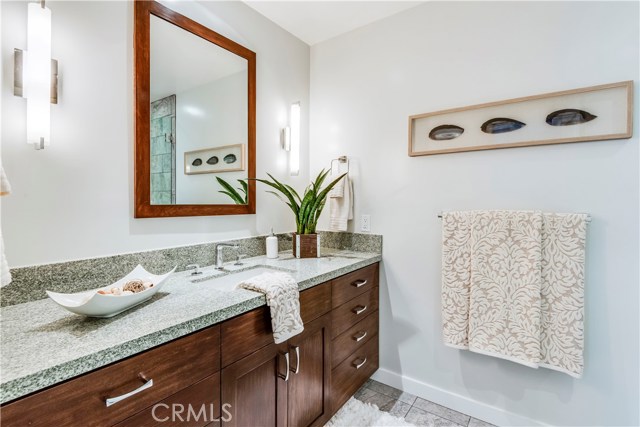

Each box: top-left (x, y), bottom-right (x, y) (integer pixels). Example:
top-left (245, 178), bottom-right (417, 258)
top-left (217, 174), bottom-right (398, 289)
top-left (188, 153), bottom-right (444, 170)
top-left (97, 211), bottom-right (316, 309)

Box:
top-left (289, 102), bottom-right (301, 176)
top-left (14, 1), bottom-right (58, 150)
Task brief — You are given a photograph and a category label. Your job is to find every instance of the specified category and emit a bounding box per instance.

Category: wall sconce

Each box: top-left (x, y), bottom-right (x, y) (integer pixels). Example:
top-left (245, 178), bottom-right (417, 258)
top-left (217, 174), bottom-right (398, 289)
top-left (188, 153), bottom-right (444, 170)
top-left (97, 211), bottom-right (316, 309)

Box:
top-left (14, 1), bottom-right (58, 150)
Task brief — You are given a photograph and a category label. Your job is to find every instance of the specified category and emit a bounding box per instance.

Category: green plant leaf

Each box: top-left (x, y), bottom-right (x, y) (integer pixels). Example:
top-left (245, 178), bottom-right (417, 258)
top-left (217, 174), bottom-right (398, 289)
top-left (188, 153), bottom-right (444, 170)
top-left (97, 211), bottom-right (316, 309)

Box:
top-left (217, 177), bottom-right (245, 204)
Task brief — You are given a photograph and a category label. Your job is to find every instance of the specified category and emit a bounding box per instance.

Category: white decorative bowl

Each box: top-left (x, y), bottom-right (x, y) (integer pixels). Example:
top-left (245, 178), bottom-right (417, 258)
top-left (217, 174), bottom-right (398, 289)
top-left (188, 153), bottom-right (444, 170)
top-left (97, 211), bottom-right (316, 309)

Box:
top-left (46, 265), bottom-right (176, 318)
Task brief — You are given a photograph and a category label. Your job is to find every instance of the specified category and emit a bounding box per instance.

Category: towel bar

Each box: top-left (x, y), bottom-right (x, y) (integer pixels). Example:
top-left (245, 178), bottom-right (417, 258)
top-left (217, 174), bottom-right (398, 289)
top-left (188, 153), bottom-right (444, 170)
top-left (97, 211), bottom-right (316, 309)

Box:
top-left (331, 156), bottom-right (350, 174)
top-left (437, 212), bottom-right (592, 222)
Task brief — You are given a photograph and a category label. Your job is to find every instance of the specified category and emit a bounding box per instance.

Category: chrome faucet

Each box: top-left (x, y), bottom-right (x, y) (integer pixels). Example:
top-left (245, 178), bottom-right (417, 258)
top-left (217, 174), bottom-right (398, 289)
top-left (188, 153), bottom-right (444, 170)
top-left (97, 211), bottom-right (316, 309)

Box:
top-left (215, 244), bottom-right (239, 270)
top-left (186, 264), bottom-right (202, 275)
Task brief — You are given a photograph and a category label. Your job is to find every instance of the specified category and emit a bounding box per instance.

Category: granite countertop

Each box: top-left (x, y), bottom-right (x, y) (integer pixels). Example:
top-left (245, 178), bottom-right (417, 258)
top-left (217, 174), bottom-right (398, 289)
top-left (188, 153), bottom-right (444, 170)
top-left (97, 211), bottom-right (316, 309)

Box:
top-left (0, 248), bottom-right (381, 404)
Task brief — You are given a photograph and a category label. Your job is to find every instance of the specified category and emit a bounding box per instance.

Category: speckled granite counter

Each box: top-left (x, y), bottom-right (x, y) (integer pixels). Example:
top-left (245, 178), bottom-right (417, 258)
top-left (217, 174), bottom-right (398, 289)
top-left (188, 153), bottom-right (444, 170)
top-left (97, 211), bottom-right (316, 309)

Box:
top-left (0, 248), bottom-right (381, 404)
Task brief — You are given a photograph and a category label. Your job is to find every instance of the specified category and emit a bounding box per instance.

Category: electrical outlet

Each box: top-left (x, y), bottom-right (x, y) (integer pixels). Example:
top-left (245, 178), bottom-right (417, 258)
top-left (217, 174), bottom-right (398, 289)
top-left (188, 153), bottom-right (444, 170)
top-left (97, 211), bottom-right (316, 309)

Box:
top-left (361, 214), bottom-right (371, 232)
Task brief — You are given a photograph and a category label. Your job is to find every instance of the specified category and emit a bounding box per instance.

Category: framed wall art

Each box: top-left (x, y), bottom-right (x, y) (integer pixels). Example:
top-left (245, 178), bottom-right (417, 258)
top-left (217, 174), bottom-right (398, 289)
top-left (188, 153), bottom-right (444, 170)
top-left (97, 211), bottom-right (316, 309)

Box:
top-left (184, 143), bottom-right (245, 175)
top-left (408, 81), bottom-right (633, 156)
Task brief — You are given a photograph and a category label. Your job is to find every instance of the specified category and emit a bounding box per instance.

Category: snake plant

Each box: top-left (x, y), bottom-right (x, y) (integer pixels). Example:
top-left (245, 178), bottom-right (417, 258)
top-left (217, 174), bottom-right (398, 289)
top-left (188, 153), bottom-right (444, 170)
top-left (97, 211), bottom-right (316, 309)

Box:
top-left (254, 169), bottom-right (347, 234)
top-left (216, 177), bottom-right (248, 205)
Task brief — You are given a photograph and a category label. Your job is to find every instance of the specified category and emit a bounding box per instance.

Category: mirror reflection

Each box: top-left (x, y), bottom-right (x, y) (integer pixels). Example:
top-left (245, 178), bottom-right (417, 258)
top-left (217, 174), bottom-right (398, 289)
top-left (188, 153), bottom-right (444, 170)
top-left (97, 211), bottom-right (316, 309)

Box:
top-left (150, 14), bottom-right (248, 205)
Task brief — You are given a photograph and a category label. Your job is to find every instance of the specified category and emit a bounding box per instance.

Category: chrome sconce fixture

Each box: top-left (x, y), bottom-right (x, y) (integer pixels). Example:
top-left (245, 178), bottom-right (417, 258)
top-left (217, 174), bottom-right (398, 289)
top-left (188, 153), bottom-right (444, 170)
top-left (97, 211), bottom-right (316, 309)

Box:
top-left (280, 102), bottom-right (300, 176)
top-left (14, 0), bottom-right (58, 150)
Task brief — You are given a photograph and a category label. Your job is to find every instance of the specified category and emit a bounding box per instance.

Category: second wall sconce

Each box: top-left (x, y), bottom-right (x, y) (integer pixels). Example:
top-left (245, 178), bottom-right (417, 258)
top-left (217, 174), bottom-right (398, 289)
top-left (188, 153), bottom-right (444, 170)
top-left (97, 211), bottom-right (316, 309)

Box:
top-left (14, 1), bottom-right (58, 150)
top-left (283, 102), bottom-right (301, 176)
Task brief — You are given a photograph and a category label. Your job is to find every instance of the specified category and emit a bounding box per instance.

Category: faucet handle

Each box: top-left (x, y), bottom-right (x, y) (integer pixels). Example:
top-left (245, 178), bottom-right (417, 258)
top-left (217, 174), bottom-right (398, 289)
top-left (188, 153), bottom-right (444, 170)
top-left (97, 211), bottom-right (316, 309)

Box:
top-left (186, 264), bottom-right (202, 275)
top-left (234, 254), bottom-right (247, 266)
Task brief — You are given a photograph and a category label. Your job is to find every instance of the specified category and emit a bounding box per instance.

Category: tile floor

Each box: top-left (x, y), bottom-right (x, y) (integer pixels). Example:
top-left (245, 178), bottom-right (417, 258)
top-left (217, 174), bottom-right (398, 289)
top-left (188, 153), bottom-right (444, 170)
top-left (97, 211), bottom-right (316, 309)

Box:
top-left (354, 379), bottom-right (495, 427)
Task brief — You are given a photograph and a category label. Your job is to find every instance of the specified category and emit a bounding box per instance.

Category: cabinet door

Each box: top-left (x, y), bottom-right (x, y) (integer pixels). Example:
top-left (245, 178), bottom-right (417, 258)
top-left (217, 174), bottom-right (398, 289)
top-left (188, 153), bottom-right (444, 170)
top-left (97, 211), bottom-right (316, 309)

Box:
top-left (221, 342), bottom-right (288, 427)
top-left (287, 313), bottom-right (332, 427)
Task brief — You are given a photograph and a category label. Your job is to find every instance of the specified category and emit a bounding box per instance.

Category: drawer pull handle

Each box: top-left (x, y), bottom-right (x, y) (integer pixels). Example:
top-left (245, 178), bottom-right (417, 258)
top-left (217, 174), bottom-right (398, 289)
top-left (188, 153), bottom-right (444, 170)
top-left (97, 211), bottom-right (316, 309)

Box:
top-left (353, 357), bottom-right (367, 369)
top-left (352, 305), bottom-right (368, 315)
top-left (105, 374), bottom-right (153, 407)
top-left (278, 352), bottom-right (290, 382)
top-left (291, 345), bottom-right (300, 374)
top-left (352, 279), bottom-right (368, 288)
top-left (353, 331), bottom-right (368, 342)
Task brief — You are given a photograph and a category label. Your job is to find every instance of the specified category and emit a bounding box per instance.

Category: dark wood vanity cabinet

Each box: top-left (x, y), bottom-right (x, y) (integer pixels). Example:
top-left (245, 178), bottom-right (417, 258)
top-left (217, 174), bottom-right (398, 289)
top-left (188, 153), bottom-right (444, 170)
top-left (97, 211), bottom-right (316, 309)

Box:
top-left (0, 263), bottom-right (379, 427)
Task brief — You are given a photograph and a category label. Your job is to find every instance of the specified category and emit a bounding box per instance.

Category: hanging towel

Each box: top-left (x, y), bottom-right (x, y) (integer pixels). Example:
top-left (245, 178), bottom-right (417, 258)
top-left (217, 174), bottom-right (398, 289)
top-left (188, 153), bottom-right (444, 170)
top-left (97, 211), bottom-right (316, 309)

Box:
top-left (329, 176), bottom-right (353, 232)
top-left (0, 164), bottom-right (12, 287)
top-left (328, 169), bottom-right (346, 198)
top-left (441, 210), bottom-right (587, 377)
top-left (539, 213), bottom-right (588, 378)
top-left (236, 272), bottom-right (304, 344)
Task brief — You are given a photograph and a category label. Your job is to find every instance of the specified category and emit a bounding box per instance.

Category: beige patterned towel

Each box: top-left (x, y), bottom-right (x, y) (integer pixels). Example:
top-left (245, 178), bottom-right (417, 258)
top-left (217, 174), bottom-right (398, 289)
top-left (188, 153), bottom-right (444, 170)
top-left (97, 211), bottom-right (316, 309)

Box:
top-left (442, 210), bottom-right (587, 377)
top-left (236, 272), bottom-right (304, 344)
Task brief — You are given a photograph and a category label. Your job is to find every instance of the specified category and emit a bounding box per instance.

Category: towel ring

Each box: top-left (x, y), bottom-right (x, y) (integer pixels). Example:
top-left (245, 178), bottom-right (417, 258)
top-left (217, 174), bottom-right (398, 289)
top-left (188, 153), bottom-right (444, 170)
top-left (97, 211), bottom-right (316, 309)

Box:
top-left (331, 156), bottom-right (350, 174)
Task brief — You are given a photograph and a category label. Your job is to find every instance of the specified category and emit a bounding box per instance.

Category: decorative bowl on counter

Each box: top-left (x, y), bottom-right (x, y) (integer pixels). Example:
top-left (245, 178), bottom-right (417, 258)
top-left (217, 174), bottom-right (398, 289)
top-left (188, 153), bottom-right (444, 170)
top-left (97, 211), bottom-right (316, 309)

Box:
top-left (46, 265), bottom-right (176, 318)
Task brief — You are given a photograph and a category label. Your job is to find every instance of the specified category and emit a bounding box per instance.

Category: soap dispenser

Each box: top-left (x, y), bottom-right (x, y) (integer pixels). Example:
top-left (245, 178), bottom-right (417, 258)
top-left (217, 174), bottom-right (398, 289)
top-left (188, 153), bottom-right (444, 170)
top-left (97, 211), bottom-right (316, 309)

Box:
top-left (266, 228), bottom-right (278, 259)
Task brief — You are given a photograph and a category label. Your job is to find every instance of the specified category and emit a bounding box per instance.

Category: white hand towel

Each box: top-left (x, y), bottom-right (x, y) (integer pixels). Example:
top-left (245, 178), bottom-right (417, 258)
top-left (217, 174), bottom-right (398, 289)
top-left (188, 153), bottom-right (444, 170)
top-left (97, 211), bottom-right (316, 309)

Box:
top-left (1, 164), bottom-right (12, 287)
top-left (328, 171), bottom-right (345, 198)
top-left (236, 272), bottom-right (304, 344)
top-left (329, 176), bottom-right (353, 232)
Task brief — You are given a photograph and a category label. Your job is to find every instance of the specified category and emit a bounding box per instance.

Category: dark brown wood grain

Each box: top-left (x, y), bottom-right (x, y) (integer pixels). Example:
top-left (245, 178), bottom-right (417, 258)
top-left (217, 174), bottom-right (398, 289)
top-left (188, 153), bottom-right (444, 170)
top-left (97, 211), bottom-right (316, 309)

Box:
top-left (220, 306), bottom-right (273, 368)
top-left (292, 233), bottom-right (319, 258)
top-left (331, 263), bottom-right (378, 308)
top-left (1, 325), bottom-right (220, 427)
top-left (287, 314), bottom-right (332, 427)
top-left (221, 342), bottom-right (288, 427)
top-left (331, 310), bottom-right (378, 368)
top-left (134, 0), bottom-right (256, 218)
top-left (299, 282), bottom-right (331, 324)
top-left (331, 288), bottom-right (379, 338)
top-left (330, 334), bottom-right (379, 413)
top-left (113, 372), bottom-right (221, 427)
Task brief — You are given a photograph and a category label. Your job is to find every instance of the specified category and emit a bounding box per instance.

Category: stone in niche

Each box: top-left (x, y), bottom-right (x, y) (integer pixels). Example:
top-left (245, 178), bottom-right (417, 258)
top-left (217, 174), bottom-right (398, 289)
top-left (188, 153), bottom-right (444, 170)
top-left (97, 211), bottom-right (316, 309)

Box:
top-left (224, 154), bottom-right (237, 164)
top-left (192, 158), bottom-right (203, 166)
top-left (481, 118), bottom-right (526, 134)
top-left (429, 124), bottom-right (465, 141)
top-left (546, 109), bottom-right (597, 126)
top-left (206, 156), bottom-right (219, 165)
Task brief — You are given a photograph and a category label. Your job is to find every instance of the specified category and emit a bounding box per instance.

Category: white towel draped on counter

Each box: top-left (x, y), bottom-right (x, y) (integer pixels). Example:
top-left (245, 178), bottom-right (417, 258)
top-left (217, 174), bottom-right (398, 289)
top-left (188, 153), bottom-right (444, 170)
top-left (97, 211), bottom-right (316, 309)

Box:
top-left (441, 210), bottom-right (587, 378)
top-left (236, 272), bottom-right (304, 344)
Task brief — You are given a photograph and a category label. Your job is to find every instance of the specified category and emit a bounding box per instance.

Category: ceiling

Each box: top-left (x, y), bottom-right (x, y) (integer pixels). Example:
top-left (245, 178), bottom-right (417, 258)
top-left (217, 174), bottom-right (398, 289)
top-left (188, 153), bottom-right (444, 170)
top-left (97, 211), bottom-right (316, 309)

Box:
top-left (243, 1), bottom-right (424, 45)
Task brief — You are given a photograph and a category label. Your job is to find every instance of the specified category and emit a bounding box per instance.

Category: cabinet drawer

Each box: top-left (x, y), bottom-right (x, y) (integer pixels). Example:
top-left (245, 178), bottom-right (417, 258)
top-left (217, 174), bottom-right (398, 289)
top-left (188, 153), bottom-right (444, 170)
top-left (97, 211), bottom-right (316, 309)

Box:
top-left (331, 289), bottom-right (379, 338)
top-left (222, 282), bottom-right (331, 367)
top-left (1, 326), bottom-right (220, 427)
top-left (331, 310), bottom-right (378, 368)
top-left (113, 372), bottom-right (220, 427)
top-left (300, 281), bottom-right (331, 324)
top-left (331, 264), bottom-right (378, 308)
top-left (330, 334), bottom-right (379, 412)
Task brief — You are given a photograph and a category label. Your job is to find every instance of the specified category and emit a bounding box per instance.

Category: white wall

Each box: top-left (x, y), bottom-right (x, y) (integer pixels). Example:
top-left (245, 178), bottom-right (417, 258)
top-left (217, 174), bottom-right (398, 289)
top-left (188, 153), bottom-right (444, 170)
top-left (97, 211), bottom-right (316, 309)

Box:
top-left (310, 2), bottom-right (639, 426)
top-left (1, 0), bottom-right (310, 267)
top-left (175, 71), bottom-right (247, 205)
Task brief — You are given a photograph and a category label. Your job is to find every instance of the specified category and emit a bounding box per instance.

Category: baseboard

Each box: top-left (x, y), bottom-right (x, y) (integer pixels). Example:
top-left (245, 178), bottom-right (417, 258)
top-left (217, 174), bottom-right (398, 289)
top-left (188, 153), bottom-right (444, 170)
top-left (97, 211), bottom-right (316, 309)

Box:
top-left (371, 368), bottom-right (549, 427)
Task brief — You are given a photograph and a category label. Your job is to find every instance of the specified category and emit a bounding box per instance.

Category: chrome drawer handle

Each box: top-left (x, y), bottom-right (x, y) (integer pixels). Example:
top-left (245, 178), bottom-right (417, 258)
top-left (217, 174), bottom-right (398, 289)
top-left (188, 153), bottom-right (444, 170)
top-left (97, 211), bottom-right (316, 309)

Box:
top-left (352, 279), bottom-right (368, 288)
top-left (105, 374), bottom-right (153, 407)
top-left (291, 346), bottom-right (300, 374)
top-left (353, 357), bottom-right (367, 369)
top-left (353, 331), bottom-right (368, 342)
top-left (278, 352), bottom-right (290, 382)
top-left (352, 305), bottom-right (367, 315)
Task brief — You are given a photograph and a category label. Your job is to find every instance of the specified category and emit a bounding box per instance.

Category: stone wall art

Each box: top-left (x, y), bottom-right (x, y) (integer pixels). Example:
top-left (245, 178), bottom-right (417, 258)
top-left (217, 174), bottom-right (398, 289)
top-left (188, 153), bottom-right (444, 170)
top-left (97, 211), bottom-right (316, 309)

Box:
top-left (184, 143), bottom-right (245, 175)
top-left (409, 81), bottom-right (633, 156)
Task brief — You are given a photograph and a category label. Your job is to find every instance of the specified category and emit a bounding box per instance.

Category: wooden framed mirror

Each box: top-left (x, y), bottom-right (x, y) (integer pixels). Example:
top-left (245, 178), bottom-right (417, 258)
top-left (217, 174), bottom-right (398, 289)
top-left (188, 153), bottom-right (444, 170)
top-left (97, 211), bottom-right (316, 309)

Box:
top-left (134, 0), bottom-right (256, 217)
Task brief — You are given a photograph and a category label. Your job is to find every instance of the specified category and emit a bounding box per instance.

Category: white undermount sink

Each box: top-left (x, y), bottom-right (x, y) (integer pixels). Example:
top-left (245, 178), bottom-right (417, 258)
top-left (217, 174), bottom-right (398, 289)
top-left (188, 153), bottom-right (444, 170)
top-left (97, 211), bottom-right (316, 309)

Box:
top-left (192, 266), bottom-right (293, 291)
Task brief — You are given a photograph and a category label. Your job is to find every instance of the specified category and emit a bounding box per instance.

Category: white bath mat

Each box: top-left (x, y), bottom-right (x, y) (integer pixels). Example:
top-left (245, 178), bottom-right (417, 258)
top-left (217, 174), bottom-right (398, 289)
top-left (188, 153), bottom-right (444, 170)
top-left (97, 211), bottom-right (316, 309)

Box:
top-left (326, 397), bottom-right (416, 427)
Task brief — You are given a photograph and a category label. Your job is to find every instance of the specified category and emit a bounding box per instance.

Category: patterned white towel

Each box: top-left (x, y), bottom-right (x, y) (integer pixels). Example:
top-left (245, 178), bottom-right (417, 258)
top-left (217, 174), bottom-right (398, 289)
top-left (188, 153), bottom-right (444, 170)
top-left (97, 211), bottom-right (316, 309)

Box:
top-left (441, 210), bottom-right (587, 377)
top-left (236, 272), bottom-right (304, 344)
